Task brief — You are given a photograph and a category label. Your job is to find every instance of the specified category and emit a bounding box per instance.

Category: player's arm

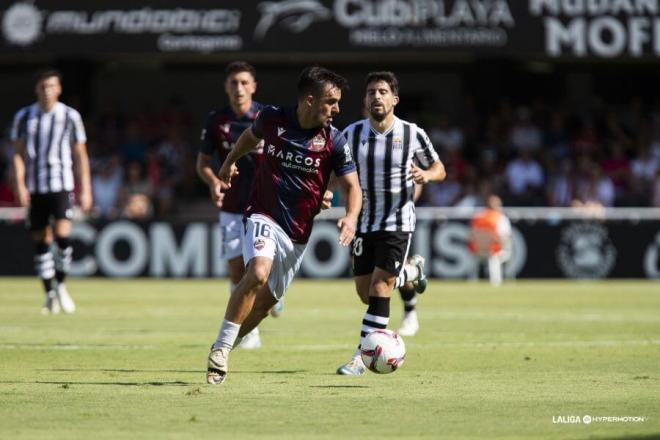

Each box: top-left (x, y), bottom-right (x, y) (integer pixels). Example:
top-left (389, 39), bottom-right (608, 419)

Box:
top-left (11, 140), bottom-right (29, 207)
top-left (335, 171), bottom-right (362, 246)
top-left (411, 160), bottom-right (446, 184)
top-left (72, 142), bottom-right (93, 212)
top-left (196, 152), bottom-right (225, 208)
top-left (218, 128), bottom-right (261, 188)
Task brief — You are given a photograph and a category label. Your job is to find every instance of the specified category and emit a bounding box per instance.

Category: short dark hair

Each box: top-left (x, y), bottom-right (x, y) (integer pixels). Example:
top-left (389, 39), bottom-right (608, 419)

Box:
top-left (365, 71), bottom-right (399, 96)
top-left (224, 61), bottom-right (256, 80)
top-left (297, 66), bottom-right (349, 99)
top-left (34, 68), bottom-right (62, 86)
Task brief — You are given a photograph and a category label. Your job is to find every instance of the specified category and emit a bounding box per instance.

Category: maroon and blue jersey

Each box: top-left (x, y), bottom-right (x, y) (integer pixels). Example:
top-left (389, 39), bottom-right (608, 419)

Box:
top-left (247, 105), bottom-right (356, 244)
top-left (200, 101), bottom-right (264, 214)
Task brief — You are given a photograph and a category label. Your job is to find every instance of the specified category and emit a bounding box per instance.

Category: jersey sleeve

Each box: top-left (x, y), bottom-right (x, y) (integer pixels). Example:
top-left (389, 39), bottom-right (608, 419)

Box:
top-left (413, 127), bottom-right (440, 168)
top-left (330, 129), bottom-right (356, 177)
top-left (10, 108), bottom-right (27, 142)
top-left (251, 106), bottom-right (277, 139)
top-left (69, 109), bottom-right (87, 144)
top-left (199, 112), bottom-right (217, 155)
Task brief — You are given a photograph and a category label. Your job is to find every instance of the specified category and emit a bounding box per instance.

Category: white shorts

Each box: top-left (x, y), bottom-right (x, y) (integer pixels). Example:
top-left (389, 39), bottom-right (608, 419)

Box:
top-left (243, 214), bottom-right (307, 300)
top-left (219, 212), bottom-right (244, 261)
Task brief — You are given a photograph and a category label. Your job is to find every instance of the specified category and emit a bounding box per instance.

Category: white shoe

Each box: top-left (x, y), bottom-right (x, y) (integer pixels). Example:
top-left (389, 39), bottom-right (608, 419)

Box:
top-left (336, 357), bottom-right (366, 376)
top-left (56, 283), bottom-right (76, 314)
top-left (207, 347), bottom-right (230, 385)
top-left (398, 311), bottom-right (419, 336)
top-left (238, 328), bottom-right (262, 349)
top-left (41, 290), bottom-right (61, 315)
top-left (270, 298), bottom-right (284, 318)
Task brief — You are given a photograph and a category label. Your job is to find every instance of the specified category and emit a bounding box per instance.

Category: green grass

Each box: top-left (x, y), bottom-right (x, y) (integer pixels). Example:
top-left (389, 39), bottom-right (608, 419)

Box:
top-left (0, 278), bottom-right (659, 439)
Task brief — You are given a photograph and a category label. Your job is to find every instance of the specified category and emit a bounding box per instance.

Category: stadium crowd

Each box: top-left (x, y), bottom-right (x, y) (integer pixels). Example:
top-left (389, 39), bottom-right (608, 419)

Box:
top-left (2, 94), bottom-right (660, 217)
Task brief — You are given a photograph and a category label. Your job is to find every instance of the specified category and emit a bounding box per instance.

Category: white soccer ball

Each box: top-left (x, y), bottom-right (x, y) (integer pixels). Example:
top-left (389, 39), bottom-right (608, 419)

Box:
top-left (360, 329), bottom-right (406, 374)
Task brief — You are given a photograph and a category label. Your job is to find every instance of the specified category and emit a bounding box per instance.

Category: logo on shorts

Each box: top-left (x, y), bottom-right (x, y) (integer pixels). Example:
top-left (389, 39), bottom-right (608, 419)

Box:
top-left (254, 238), bottom-right (266, 251)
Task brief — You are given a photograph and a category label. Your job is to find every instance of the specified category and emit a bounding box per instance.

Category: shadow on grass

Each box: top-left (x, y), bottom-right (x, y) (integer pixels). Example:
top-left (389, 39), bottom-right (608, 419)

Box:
top-left (39, 368), bottom-right (200, 374)
top-left (36, 380), bottom-right (193, 387)
top-left (310, 385), bottom-right (369, 389)
top-left (596, 435), bottom-right (660, 440)
top-left (38, 368), bottom-right (306, 374)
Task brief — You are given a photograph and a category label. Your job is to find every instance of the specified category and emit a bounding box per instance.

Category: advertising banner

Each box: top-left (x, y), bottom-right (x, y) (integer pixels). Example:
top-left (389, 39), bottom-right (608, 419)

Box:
top-left (2, 1), bottom-right (658, 59)
top-left (2, 217), bottom-right (660, 278)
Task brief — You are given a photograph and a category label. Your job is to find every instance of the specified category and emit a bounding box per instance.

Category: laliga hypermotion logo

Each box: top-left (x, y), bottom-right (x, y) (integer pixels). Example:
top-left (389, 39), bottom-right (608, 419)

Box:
top-left (254, 0), bottom-right (331, 41)
top-left (2, 2), bottom-right (42, 46)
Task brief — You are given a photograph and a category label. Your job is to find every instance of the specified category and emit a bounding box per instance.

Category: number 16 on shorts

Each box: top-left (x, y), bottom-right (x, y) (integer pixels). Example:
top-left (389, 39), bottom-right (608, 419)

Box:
top-left (244, 215), bottom-right (278, 260)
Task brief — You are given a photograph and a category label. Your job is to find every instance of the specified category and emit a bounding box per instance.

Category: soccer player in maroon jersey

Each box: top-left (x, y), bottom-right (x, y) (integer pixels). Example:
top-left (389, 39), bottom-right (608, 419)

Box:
top-left (205, 66), bottom-right (362, 385)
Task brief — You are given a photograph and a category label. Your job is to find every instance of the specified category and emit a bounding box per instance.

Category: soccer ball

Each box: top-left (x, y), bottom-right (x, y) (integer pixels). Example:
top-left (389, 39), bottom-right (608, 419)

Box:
top-left (360, 329), bottom-right (406, 374)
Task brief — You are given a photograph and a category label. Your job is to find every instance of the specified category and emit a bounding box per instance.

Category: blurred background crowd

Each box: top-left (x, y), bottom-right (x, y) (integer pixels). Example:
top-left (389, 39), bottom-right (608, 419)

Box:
top-left (2, 91), bottom-right (660, 219)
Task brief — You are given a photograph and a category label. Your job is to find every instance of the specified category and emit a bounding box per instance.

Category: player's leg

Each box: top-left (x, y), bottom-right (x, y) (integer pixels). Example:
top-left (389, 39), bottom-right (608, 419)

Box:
top-left (397, 282), bottom-right (419, 336)
top-left (53, 219), bottom-right (75, 313)
top-left (393, 255), bottom-right (427, 293)
top-left (338, 232), bottom-right (406, 375)
top-left (236, 283), bottom-right (278, 338)
top-left (207, 214), bottom-right (302, 384)
top-left (488, 253), bottom-right (503, 287)
top-left (226, 254), bottom-right (266, 349)
top-left (338, 267), bottom-right (396, 375)
top-left (207, 255), bottom-right (273, 384)
top-left (221, 212), bottom-right (263, 349)
top-left (29, 194), bottom-right (58, 314)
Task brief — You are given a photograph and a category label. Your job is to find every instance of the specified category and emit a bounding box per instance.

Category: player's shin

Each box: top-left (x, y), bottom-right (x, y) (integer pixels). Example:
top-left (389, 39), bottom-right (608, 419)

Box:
top-left (34, 241), bottom-right (54, 294)
top-left (54, 236), bottom-right (72, 284)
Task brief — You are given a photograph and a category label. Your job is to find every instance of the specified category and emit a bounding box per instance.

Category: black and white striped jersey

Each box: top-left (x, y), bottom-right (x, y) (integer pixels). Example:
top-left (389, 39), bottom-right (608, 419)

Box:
top-left (342, 117), bottom-right (439, 233)
top-left (10, 102), bottom-right (86, 194)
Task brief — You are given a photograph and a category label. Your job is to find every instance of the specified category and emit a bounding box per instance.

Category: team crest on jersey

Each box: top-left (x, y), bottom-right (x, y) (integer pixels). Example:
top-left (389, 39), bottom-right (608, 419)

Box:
top-left (309, 134), bottom-right (325, 152)
top-left (254, 239), bottom-right (266, 251)
top-left (393, 137), bottom-right (403, 149)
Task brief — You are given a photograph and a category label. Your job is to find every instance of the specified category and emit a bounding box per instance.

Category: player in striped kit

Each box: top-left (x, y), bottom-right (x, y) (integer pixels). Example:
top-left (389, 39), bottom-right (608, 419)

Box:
top-left (10, 69), bottom-right (92, 314)
top-left (337, 72), bottom-right (445, 375)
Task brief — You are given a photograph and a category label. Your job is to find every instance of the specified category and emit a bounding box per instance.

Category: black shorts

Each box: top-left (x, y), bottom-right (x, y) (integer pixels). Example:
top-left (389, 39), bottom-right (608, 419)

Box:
top-left (28, 192), bottom-right (73, 231)
top-left (351, 231), bottom-right (412, 277)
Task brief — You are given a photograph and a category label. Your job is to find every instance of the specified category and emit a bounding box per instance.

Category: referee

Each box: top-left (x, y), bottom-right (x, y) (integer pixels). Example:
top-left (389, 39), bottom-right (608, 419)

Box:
top-left (10, 69), bottom-right (92, 314)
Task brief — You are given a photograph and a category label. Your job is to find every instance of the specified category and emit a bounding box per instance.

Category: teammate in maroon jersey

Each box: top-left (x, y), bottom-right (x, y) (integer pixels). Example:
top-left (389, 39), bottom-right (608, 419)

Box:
top-left (205, 66), bottom-right (362, 385)
top-left (196, 61), bottom-right (268, 349)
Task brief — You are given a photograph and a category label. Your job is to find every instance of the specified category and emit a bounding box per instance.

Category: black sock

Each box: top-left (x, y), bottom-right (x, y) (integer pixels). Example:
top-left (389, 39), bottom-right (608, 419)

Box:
top-left (399, 286), bottom-right (417, 313)
top-left (359, 296), bottom-right (390, 348)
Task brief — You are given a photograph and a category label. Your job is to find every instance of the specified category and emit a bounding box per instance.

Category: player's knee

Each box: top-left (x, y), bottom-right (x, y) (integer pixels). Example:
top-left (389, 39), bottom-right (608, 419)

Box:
top-left (370, 279), bottom-right (392, 297)
top-left (247, 264), bottom-right (270, 288)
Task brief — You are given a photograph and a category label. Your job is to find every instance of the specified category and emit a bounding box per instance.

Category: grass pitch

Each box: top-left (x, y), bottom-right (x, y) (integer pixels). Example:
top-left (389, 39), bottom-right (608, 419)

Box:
top-left (0, 278), bottom-right (659, 439)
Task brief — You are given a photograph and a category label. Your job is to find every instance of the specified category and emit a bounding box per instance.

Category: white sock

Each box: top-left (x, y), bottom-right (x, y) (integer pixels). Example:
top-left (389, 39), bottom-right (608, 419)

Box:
top-left (352, 347), bottom-right (362, 361)
top-left (213, 319), bottom-right (241, 350)
top-left (395, 264), bottom-right (419, 288)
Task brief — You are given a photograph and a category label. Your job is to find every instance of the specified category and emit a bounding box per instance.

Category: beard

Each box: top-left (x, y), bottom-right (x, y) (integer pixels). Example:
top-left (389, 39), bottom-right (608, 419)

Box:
top-left (370, 108), bottom-right (386, 122)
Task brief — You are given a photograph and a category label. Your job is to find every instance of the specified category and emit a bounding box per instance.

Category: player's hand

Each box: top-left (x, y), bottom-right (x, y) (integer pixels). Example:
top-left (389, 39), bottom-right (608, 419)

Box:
top-left (218, 163), bottom-right (238, 186)
top-left (209, 180), bottom-right (225, 208)
top-left (16, 185), bottom-right (30, 207)
top-left (336, 215), bottom-right (357, 247)
top-left (321, 190), bottom-right (333, 210)
top-left (79, 189), bottom-right (93, 213)
top-left (411, 164), bottom-right (429, 184)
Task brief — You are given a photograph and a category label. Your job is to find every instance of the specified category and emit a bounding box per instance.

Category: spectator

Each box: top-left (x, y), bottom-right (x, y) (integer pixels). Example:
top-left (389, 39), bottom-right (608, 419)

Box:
top-left (546, 158), bottom-right (575, 207)
top-left (120, 161), bottom-right (152, 219)
top-left (92, 156), bottom-right (123, 219)
top-left (429, 113), bottom-right (464, 154)
top-left (505, 150), bottom-right (544, 205)
top-left (576, 163), bottom-right (615, 207)
top-left (509, 106), bottom-right (542, 153)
